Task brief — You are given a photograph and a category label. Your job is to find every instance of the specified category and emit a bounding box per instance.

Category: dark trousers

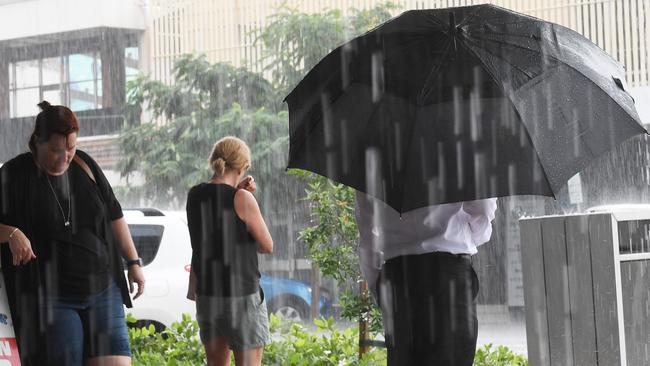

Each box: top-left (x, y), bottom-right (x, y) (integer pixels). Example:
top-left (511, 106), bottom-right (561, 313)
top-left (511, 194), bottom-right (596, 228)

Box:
top-left (377, 252), bottom-right (479, 366)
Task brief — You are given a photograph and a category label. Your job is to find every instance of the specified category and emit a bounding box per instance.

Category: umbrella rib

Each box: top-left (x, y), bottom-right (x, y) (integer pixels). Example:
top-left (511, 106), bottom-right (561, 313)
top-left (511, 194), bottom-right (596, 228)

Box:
top-left (471, 31), bottom-right (544, 45)
top-left (385, 35), bottom-right (448, 81)
top-left (461, 35), bottom-right (564, 81)
top-left (456, 5), bottom-right (511, 28)
top-left (395, 105), bottom-right (420, 214)
top-left (462, 38), bottom-right (539, 80)
top-left (469, 32), bottom-right (555, 56)
top-left (458, 40), bottom-right (557, 197)
top-left (468, 31), bottom-right (639, 125)
top-left (417, 40), bottom-right (453, 105)
top-left (463, 33), bottom-right (644, 195)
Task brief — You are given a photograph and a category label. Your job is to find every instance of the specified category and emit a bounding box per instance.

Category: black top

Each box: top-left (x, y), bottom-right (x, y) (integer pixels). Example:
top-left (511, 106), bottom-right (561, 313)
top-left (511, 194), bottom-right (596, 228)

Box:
top-left (0, 151), bottom-right (123, 296)
top-left (0, 150), bottom-right (132, 365)
top-left (186, 183), bottom-right (260, 297)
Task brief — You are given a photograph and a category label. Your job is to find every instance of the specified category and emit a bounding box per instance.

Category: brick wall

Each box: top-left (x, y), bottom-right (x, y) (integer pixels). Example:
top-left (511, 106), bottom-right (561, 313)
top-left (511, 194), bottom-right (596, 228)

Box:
top-left (76, 134), bottom-right (121, 171)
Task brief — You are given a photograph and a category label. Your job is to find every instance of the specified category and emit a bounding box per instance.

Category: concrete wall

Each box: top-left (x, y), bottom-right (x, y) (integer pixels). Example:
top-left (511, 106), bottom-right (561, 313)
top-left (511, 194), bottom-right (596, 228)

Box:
top-left (0, 0), bottom-right (146, 41)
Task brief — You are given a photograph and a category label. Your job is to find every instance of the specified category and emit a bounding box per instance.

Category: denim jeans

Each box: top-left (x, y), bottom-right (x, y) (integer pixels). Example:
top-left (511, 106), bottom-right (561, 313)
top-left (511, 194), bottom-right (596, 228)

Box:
top-left (41, 282), bottom-right (131, 366)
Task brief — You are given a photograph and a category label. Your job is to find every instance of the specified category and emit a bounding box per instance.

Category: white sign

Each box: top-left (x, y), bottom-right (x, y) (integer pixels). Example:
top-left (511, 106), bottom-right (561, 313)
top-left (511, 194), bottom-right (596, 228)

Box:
top-left (0, 270), bottom-right (20, 365)
top-left (568, 173), bottom-right (583, 205)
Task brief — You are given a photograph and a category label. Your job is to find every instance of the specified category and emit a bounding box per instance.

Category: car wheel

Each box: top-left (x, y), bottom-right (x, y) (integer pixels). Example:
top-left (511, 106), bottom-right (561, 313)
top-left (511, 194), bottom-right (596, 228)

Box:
top-left (268, 295), bottom-right (309, 322)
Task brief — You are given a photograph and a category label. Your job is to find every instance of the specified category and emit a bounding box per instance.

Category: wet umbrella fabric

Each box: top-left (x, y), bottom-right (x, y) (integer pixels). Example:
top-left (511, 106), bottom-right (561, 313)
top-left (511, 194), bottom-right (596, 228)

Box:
top-left (285, 4), bottom-right (646, 213)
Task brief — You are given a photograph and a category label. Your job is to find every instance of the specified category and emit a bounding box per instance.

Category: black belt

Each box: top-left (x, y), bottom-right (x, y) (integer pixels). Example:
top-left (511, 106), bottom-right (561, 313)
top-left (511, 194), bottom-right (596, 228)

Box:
top-left (385, 251), bottom-right (472, 266)
top-left (427, 251), bottom-right (472, 261)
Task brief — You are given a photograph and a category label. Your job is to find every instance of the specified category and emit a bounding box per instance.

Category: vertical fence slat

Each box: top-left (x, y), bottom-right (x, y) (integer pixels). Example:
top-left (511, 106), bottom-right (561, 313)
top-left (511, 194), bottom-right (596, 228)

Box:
top-left (624, 0), bottom-right (634, 83)
top-left (603, 0), bottom-right (614, 61)
top-left (589, 0), bottom-right (597, 45)
top-left (641, 0), bottom-right (649, 85)
top-left (595, 0), bottom-right (604, 48)
top-left (630, 0), bottom-right (640, 85)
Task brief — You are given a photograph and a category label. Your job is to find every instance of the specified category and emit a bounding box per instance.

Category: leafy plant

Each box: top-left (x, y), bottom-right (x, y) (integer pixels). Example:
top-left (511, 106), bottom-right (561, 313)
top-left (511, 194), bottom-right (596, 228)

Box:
top-left (127, 314), bottom-right (527, 365)
top-left (118, 104), bottom-right (290, 209)
top-left (289, 170), bottom-right (382, 334)
top-left (127, 313), bottom-right (205, 365)
top-left (473, 344), bottom-right (529, 366)
top-left (256, 2), bottom-right (400, 97)
top-left (263, 315), bottom-right (387, 365)
top-left (118, 53), bottom-right (292, 208)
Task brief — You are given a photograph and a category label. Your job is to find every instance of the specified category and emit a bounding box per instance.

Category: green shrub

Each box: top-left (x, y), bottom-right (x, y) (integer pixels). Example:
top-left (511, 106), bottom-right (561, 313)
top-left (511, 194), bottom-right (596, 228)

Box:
top-left (128, 314), bottom-right (527, 366)
top-left (263, 315), bottom-right (386, 365)
top-left (474, 343), bottom-right (528, 366)
top-left (127, 313), bottom-right (205, 366)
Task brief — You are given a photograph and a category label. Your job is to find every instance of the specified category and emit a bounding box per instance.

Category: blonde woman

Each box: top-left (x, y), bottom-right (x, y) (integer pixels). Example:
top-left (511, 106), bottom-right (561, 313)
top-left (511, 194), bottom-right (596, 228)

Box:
top-left (186, 136), bottom-right (273, 366)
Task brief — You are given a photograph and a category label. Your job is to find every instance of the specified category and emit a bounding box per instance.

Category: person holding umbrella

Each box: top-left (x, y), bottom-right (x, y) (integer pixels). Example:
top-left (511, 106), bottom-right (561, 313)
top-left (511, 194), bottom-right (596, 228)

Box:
top-left (355, 192), bottom-right (497, 365)
top-left (284, 4), bottom-right (645, 366)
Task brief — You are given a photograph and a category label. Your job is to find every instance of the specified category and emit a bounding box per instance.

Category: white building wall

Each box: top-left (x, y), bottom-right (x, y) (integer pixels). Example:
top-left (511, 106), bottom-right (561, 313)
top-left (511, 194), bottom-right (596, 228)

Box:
top-left (0, 0), bottom-right (146, 41)
top-left (631, 86), bottom-right (650, 125)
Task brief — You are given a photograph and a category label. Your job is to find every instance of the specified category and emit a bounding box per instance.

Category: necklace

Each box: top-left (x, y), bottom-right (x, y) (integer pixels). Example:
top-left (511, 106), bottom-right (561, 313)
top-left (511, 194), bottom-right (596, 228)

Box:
top-left (46, 173), bottom-right (71, 227)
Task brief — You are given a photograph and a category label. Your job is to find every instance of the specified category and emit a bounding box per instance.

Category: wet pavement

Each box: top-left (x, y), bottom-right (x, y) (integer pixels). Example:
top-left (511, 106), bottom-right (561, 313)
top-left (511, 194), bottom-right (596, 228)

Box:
top-left (477, 305), bottom-right (528, 357)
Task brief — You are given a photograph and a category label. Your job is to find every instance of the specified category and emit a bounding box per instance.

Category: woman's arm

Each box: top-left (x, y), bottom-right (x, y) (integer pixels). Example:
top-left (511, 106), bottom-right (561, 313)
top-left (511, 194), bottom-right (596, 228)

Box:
top-left (0, 224), bottom-right (36, 265)
top-left (234, 189), bottom-right (273, 253)
top-left (76, 151), bottom-right (145, 298)
top-left (463, 198), bottom-right (498, 245)
top-left (0, 159), bottom-right (36, 265)
top-left (111, 217), bottom-right (145, 299)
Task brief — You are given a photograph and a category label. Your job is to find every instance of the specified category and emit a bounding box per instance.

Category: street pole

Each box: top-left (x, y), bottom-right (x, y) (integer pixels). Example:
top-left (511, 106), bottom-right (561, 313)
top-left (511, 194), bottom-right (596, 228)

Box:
top-left (310, 263), bottom-right (320, 320)
top-left (359, 280), bottom-right (369, 358)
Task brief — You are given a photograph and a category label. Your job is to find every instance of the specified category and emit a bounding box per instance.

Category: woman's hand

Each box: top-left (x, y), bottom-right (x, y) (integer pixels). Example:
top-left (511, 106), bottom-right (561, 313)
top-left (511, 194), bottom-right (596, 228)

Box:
top-left (237, 175), bottom-right (257, 193)
top-left (111, 217), bottom-right (145, 299)
top-left (127, 265), bottom-right (145, 300)
top-left (8, 229), bottom-right (36, 266)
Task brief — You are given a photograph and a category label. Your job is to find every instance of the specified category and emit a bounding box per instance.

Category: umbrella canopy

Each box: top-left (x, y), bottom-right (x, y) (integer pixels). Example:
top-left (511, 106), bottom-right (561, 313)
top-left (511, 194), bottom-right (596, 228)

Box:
top-left (285, 4), bottom-right (646, 213)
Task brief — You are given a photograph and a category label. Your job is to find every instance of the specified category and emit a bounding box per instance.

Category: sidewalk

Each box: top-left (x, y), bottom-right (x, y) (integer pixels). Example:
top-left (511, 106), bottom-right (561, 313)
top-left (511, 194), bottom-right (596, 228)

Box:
top-left (477, 305), bottom-right (528, 357)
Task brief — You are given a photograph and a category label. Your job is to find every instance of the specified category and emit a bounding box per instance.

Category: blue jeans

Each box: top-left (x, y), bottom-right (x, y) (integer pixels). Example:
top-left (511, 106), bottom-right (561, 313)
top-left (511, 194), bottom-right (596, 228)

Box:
top-left (42, 282), bottom-right (131, 366)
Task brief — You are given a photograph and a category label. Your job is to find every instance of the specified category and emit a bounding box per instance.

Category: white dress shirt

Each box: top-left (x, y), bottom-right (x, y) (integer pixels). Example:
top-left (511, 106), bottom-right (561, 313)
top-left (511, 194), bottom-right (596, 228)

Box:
top-left (355, 192), bottom-right (498, 295)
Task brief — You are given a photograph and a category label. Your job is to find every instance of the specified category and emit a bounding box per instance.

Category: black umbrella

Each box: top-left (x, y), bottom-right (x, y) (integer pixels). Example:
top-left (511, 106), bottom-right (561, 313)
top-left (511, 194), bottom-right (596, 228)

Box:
top-left (285, 4), bottom-right (646, 213)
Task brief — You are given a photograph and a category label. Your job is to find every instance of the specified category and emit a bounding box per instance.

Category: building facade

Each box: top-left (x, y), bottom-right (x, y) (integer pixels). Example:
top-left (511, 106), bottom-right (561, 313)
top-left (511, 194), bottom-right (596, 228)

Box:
top-left (146, 0), bottom-right (650, 88)
top-left (0, 0), bottom-right (147, 168)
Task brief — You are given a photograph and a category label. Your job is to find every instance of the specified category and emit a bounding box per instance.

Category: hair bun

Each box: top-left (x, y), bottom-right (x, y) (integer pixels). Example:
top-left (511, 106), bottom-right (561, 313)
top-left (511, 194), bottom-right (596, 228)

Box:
top-left (37, 100), bottom-right (52, 111)
top-left (212, 157), bottom-right (227, 176)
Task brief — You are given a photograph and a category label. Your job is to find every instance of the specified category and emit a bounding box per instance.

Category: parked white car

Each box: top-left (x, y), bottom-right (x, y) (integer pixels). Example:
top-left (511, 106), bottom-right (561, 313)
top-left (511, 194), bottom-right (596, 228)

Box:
top-left (123, 209), bottom-right (195, 331)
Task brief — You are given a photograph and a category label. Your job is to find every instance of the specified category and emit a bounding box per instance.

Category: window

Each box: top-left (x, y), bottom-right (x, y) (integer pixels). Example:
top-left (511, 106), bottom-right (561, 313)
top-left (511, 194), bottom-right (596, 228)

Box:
top-left (125, 47), bottom-right (140, 82)
top-left (11, 60), bottom-right (40, 117)
top-left (127, 224), bottom-right (165, 267)
top-left (41, 57), bottom-right (64, 106)
top-left (68, 53), bottom-right (102, 111)
top-left (7, 46), bottom-right (139, 117)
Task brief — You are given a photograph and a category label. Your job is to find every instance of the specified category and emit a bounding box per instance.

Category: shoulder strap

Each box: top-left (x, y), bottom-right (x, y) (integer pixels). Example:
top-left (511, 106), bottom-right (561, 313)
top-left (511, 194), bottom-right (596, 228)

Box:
top-left (73, 154), bottom-right (96, 184)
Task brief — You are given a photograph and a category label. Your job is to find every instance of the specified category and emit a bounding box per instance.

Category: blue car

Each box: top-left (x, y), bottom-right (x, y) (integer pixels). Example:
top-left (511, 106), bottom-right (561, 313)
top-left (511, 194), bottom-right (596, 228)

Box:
top-left (261, 274), bottom-right (333, 322)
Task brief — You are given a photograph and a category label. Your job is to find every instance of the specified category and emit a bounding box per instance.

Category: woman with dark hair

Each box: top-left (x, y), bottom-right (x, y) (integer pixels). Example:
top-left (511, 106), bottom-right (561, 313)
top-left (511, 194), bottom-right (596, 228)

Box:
top-left (0, 101), bottom-right (145, 366)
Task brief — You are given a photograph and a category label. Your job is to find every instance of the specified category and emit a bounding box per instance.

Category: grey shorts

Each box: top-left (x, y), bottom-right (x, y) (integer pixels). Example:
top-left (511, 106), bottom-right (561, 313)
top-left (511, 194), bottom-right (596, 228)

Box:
top-left (196, 288), bottom-right (270, 351)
